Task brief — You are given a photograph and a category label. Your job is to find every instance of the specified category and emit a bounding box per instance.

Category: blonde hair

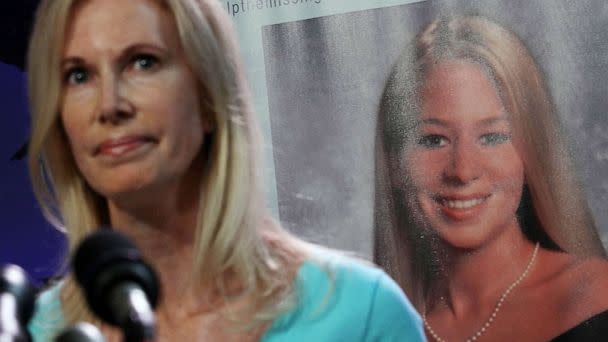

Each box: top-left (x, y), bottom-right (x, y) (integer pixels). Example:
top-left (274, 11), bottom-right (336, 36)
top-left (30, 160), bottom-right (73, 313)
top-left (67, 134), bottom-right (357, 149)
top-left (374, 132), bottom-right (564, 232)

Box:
top-left (374, 16), bottom-right (605, 307)
top-left (28, 0), bottom-right (306, 330)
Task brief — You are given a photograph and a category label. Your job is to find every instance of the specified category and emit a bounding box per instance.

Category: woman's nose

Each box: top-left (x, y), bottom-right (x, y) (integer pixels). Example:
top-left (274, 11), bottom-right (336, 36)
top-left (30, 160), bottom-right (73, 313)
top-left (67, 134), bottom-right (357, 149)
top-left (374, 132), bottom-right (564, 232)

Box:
top-left (96, 73), bottom-right (134, 125)
top-left (443, 141), bottom-right (481, 185)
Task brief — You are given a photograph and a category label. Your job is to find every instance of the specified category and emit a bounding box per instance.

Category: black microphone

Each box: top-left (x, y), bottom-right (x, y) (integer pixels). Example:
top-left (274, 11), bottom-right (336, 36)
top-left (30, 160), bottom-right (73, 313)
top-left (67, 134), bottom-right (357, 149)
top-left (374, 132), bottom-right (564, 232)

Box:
top-left (73, 230), bottom-right (160, 342)
top-left (0, 264), bottom-right (36, 342)
top-left (55, 322), bottom-right (105, 342)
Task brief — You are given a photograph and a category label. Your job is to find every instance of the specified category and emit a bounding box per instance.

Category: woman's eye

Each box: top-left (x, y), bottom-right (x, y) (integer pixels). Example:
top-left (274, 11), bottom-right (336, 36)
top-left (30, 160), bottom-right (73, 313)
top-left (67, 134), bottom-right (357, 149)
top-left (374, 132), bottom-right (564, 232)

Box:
top-left (418, 134), bottom-right (448, 148)
top-left (132, 54), bottom-right (159, 70)
top-left (480, 133), bottom-right (511, 146)
top-left (64, 67), bottom-right (89, 85)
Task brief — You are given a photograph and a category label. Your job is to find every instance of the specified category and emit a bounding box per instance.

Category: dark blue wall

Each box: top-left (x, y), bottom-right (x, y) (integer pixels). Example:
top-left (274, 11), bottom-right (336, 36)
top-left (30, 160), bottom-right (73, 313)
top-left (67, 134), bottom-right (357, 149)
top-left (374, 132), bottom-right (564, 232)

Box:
top-left (0, 62), bottom-right (66, 286)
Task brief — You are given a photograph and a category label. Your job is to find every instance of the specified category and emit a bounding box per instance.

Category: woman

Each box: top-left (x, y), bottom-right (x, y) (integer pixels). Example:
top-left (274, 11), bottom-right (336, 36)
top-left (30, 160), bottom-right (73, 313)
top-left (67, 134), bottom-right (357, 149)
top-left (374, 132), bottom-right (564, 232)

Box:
top-left (25, 0), bottom-right (425, 341)
top-left (374, 16), bottom-right (608, 341)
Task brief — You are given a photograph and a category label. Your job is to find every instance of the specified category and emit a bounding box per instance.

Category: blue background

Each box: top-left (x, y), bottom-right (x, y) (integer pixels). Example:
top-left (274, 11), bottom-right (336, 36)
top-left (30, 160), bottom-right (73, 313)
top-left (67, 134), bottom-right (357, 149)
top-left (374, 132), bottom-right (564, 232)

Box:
top-left (0, 62), bottom-right (66, 285)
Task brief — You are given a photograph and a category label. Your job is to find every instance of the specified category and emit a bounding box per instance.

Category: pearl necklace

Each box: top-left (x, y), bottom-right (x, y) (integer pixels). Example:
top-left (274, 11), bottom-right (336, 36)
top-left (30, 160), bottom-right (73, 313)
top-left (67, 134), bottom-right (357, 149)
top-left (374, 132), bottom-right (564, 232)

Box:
top-left (423, 242), bottom-right (540, 342)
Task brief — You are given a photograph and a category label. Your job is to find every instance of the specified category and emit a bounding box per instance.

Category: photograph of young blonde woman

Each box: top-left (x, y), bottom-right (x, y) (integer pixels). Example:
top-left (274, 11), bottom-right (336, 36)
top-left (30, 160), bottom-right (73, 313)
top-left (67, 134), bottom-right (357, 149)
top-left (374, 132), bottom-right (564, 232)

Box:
top-left (24, 0), bottom-right (425, 341)
top-left (374, 16), bottom-right (608, 341)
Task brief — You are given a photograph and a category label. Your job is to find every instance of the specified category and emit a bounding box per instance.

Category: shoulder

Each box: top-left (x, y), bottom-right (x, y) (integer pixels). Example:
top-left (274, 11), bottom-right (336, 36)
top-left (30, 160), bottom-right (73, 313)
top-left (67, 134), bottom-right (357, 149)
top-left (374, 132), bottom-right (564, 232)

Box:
top-left (552, 254), bottom-right (608, 306)
top-left (262, 251), bottom-right (425, 342)
top-left (303, 252), bottom-right (415, 315)
top-left (538, 251), bottom-right (608, 334)
top-left (28, 282), bottom-right (66, 342)
top-left (562, 255), bottom-right (608, 308)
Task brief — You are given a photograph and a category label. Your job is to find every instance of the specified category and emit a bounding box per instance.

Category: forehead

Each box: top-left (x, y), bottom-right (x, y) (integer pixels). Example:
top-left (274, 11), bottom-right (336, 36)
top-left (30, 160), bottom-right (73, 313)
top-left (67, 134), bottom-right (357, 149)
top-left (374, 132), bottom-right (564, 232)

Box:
top-left (420, 60), bottom-right (505, 124)
top-left (64, 0), bottom-right (174, 55)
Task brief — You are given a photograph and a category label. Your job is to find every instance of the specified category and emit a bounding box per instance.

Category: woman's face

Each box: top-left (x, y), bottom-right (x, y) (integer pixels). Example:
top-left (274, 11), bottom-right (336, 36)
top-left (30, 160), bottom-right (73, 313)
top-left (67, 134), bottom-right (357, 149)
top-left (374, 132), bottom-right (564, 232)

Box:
top-left (60, 0), bottom-right (208, 201)
top-left (403, 61), bottom-right (525, 249)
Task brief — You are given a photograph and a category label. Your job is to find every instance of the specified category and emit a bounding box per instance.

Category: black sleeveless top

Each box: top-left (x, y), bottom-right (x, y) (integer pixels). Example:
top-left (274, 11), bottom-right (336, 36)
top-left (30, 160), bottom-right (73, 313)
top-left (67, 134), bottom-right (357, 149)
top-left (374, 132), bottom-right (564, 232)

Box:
top-left (550, 310), bottom-right (608, 341)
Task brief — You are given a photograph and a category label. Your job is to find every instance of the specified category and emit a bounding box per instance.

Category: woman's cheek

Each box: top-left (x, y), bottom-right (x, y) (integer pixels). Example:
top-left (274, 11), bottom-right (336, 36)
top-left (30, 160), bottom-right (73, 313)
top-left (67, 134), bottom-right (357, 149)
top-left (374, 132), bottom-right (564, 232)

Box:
top-left (407, 151), bottom-right (441, 187)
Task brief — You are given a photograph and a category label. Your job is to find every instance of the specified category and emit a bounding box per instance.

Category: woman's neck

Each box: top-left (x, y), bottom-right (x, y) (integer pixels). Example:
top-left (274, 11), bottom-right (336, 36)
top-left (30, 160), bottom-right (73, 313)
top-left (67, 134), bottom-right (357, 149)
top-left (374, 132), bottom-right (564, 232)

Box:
top-left (114, 208), bottom-right (207, 310)
top-left (429, 221), bottom-right (538, 318)
top-left (104, 171), bottom-right (214, 319)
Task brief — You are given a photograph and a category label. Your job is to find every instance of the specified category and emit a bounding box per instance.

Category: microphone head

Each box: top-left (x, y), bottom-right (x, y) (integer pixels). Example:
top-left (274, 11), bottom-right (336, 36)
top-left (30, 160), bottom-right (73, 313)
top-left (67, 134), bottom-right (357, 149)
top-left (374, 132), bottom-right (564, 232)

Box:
top-left (72, 229), bottom-right (160, 325)
top-left (0, 264), bottom-right (36, 324)
top-left (55, 322), bottom-right (106, 342)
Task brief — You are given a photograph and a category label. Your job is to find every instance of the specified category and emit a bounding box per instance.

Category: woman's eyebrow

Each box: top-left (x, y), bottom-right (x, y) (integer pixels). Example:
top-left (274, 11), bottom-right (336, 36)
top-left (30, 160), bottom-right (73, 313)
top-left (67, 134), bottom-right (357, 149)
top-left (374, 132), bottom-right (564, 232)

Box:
top-left (419, 113), bottom-right (509, 128)
top-left (421, 118), bottom-right (448, 126)
top-left (61, 56), bottom-right (85, 68)
top-left (477, 114), bottom-right (510, 127)
top-left (119, 43), bottom-right (167, 58)
top-left (61, 43), bottom-right (167, 68)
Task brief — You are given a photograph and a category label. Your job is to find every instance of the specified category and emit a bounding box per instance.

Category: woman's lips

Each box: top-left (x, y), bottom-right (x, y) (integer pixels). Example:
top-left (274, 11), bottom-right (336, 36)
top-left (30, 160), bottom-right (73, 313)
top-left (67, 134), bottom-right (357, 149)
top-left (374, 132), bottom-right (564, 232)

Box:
top-left (95, 136), bottom-right (156, 157)
top-left (435, 194), bottom-right (491, 221)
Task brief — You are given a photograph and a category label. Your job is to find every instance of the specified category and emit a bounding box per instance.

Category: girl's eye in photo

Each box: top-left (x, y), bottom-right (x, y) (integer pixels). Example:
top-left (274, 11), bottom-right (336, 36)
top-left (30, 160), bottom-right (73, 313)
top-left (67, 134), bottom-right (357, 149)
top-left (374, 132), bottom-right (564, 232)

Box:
top-left (132, 54), bottom-right (159, 70)
top-left (418, 134), bottom-right (448, 148)
top-left (480, 132), bottom-right (511, 146)
top-left (64, 67), bottom-right (89, 85)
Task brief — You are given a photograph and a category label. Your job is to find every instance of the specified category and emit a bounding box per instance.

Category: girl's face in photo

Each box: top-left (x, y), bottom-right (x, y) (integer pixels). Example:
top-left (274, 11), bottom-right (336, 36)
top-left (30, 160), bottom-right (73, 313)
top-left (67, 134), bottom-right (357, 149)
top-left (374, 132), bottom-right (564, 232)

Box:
top-left (59, 0), bottom-right (208, 201)
top-left (403, 61), bottom-right (525, 249)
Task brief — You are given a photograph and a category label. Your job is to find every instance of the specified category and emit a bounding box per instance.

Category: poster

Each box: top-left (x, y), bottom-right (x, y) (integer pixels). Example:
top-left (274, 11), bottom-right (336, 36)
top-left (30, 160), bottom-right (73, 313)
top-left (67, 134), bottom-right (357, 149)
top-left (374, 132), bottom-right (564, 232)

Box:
top-left (243, 1), bottom-right (608, 338)
top-left (228, 0), bottom-right (608, 257)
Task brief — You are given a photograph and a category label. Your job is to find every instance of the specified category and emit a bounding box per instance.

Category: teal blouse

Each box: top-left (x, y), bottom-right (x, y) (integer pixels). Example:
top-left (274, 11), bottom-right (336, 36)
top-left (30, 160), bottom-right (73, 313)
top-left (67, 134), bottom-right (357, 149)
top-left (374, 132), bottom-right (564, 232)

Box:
top-left (29, 254), bottom-right (425, 341)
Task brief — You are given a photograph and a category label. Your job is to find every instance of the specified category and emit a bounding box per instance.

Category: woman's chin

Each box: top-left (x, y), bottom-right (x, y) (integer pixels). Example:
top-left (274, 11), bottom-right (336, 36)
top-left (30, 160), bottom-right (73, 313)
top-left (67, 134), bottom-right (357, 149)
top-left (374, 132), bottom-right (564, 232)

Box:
top-left (92, 177), bottom-right (157, 204)
top-left (430, 224), bottom-right (496, 251)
